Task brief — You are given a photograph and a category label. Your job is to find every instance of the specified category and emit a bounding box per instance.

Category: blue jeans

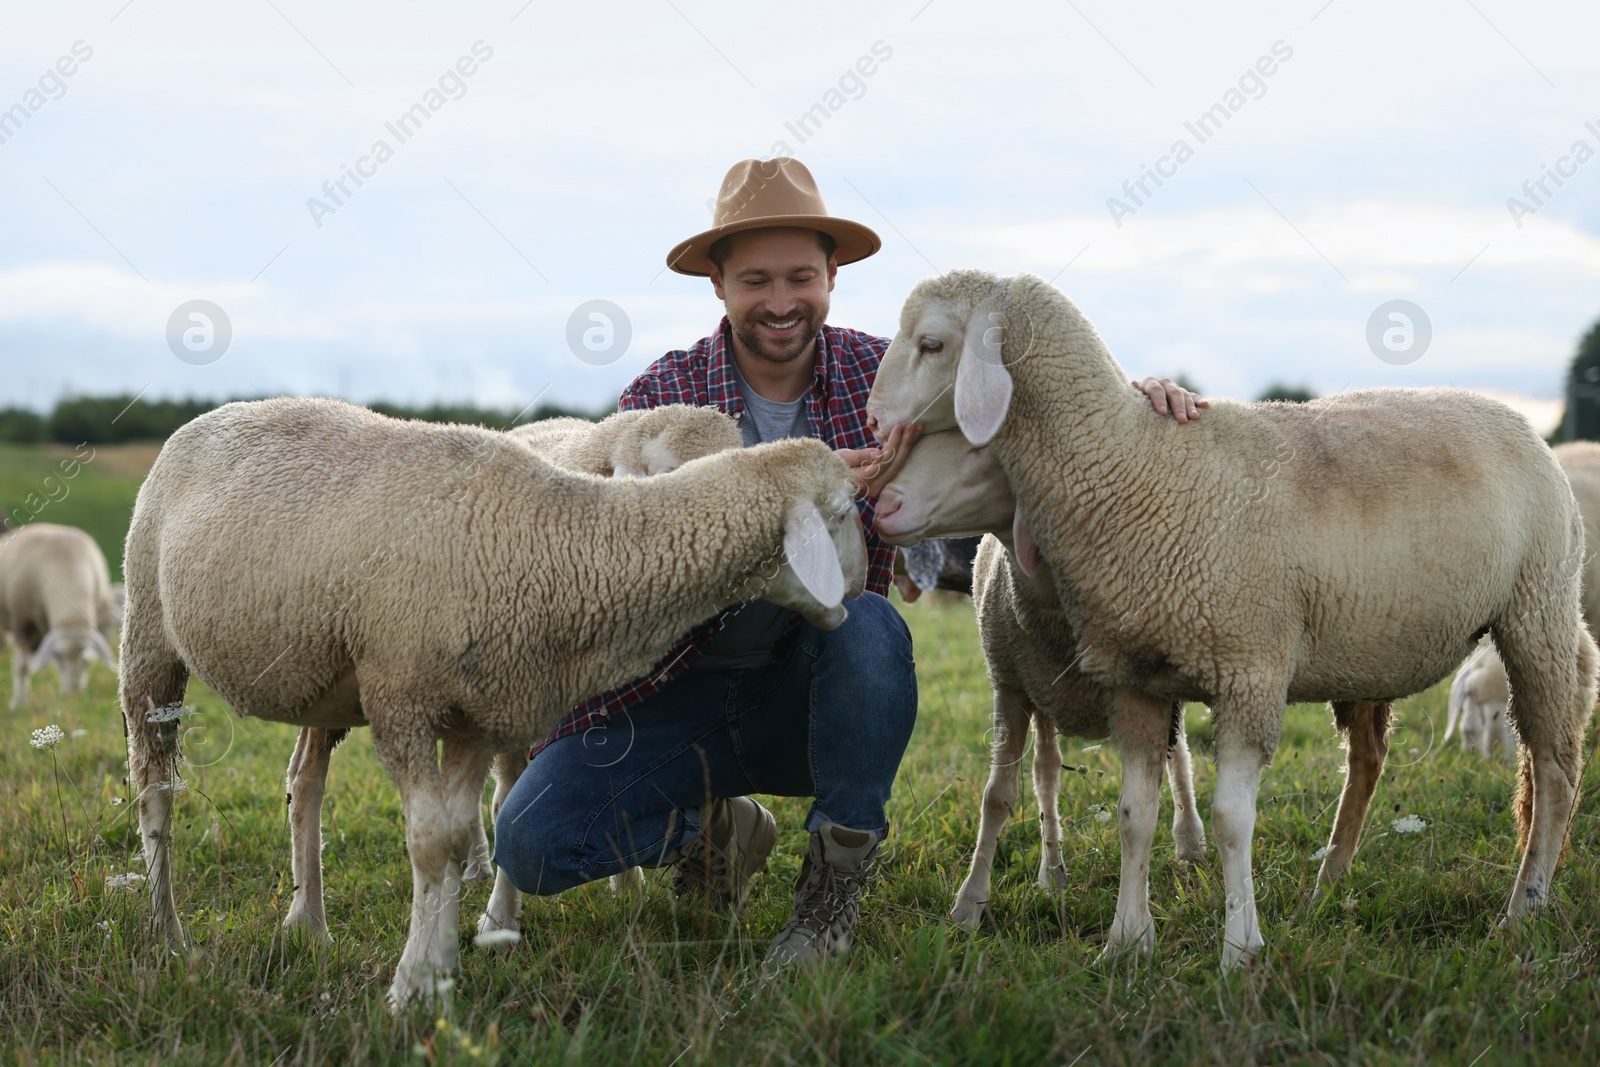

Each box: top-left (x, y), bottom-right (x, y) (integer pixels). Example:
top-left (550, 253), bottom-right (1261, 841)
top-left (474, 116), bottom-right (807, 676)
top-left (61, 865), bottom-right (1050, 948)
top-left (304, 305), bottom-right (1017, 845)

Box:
top-left (492, 593), bottom-right (917, 896)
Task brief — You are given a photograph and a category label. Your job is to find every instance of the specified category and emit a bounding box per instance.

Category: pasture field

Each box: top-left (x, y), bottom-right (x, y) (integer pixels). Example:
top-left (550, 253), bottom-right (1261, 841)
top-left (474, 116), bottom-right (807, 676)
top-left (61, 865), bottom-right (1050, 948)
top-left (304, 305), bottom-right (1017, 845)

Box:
top-left (0, 441), bottom-right (1597, 1064)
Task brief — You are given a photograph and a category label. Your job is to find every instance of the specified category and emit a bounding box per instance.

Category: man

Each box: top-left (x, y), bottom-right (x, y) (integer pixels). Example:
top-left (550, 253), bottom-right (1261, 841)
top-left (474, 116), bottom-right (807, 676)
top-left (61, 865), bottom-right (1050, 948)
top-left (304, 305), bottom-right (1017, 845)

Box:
top-left (492, 158), bottom-right (1203, 973)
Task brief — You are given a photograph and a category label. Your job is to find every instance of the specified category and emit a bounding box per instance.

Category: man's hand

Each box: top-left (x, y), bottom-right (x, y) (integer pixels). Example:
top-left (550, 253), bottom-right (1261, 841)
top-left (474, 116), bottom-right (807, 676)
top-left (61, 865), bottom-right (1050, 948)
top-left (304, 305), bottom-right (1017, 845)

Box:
top-left (1133, 377), bottom-right (1208, 423)
top-left (840, 423), bottom-right (923, 498)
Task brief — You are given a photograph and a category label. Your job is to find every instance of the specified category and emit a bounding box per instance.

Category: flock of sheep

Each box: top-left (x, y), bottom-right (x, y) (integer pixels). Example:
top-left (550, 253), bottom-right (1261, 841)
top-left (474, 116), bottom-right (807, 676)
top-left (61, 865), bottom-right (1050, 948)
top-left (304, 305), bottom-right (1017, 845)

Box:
top-left (4, 269), bottom-right (1596, 1008)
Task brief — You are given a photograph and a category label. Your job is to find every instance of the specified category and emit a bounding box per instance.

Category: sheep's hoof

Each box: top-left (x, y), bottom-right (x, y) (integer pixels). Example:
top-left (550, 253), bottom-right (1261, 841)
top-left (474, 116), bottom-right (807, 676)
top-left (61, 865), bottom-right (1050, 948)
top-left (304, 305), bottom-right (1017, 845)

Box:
top-left (1036, 862), bottom-right (1069, 890)
top-left (1100, 924), bottom-right (1155, 962)
top-left (281, 913), bottom-right (333, 945)
top-left (476, 909), bottom-right (517, 941)
top-left (461, 856), bottom-right (494, 883)
top-left (1174, 831), bottom-right (1207, 864)
top-left (608, 867), bottom-right (646, 893)
top-left (1219, 936), bottom-right (1263, 971)
top-left (949, 897), bottom-right (986, 930)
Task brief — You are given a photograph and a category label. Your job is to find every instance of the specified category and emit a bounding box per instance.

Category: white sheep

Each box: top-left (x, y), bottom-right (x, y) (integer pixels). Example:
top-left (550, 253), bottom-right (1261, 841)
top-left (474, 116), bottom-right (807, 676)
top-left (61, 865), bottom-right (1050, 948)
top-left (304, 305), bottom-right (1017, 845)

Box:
top-left (875, 430), bottom-right (1204, 928)
top-left (0, 522), bottom-right (118, 707)
top-left (1440, 441), bottom-right (1600, 765)
top-left (1444, 637), bottom-right (1515, 760)
top-left (509, 404), bottom-right (742, 477)
top-left (120, 397), bottom-right (865, 1006)
top-left (280, 405), bottom-right (745, 942)
top-left (867, 270), bottom-right (1597, 968)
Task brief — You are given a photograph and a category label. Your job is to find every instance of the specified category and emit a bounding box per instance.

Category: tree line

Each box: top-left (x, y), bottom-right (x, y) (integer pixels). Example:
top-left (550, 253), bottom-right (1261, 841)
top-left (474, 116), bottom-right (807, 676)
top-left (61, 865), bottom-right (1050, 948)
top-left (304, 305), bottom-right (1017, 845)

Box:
top-left (0, 395), bottom-right (608, 445)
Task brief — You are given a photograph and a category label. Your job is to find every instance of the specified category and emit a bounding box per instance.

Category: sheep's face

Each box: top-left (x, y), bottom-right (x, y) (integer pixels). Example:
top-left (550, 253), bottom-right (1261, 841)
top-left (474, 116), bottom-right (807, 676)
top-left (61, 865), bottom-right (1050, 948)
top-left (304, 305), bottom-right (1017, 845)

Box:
top-left (868, 296), bottom-right (968, 439)
top-left (868, 271), bottom-right (1017, 447)
top-left (874, 430), bottom-right (1014, 546)
top-left (760, 487), bottom-right (868, 630)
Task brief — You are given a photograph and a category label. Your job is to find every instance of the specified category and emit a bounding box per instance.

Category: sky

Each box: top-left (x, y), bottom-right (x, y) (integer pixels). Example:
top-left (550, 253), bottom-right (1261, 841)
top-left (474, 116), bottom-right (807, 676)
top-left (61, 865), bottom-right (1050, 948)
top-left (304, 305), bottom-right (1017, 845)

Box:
top-left (2, 0), bottom-right (1597, 432)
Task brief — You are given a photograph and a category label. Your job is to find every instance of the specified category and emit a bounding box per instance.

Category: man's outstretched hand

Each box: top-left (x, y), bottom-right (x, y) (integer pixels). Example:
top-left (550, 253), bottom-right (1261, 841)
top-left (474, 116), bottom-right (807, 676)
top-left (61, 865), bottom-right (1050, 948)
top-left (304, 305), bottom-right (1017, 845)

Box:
top-left (1134, 377), bottom-right (1208, 423)
top-left (841, 422), bottom-right (923, 498)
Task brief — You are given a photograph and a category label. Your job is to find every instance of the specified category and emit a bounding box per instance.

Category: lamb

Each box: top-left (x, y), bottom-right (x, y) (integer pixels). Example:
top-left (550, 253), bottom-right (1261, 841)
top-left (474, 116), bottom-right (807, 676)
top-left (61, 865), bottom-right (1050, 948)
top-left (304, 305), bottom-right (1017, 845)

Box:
top-left (875, 431), bottom-right (1205, 928)
top-left (1444, 637), bottom-right (1515, 760)
top-left (280, 404), bottom-right (746, 942)
top-left (120, 397), bottom-right (865, 1006)
top-left (866, 269), bottom-right (1597, 967)
top-left (0, 522), bottom-right (118, 707)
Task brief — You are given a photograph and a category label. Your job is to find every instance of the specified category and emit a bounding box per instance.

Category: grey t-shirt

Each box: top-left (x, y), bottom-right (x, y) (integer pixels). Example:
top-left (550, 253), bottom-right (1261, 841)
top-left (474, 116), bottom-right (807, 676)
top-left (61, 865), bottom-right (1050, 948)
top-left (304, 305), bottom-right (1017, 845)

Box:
top-left (692, 364), bottom-right (813, 670)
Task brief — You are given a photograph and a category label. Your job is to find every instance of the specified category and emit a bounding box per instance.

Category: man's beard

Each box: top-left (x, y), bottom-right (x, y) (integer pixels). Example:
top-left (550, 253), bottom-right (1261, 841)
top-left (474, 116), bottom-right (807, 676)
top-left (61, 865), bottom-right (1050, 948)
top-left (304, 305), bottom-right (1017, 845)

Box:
top-left (731, 301), bottom-right (826, 365)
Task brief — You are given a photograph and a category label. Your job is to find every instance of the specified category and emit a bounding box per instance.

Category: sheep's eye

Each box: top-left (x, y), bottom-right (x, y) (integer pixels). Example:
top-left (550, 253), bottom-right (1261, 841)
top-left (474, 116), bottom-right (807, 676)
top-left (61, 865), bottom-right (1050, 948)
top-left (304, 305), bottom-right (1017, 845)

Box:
top-left (917, 336), bottom-right (943, 355)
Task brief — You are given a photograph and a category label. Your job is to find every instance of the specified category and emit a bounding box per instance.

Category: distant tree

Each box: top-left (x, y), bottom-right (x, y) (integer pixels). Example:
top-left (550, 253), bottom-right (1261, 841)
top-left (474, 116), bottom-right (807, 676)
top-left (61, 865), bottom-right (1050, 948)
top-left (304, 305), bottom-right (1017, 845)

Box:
top-left (1256, 383), bottom-right (1317, 403)
top-left (1564, 317), bottom-right (1600, 441)
top-left (0, 408), bottom-right (46, 443)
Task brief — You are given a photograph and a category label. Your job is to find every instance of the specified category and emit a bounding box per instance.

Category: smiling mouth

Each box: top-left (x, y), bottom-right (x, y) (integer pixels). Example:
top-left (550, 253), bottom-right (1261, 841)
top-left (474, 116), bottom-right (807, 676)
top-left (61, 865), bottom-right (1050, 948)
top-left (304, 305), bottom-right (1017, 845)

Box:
top-left (761, 319), bottom-right (800, 333)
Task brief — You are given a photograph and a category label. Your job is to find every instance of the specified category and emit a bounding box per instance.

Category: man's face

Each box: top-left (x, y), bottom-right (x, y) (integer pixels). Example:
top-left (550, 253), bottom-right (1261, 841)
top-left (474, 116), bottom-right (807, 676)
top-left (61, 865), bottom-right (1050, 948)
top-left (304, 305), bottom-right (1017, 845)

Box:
top-left (710, 227), bottom-right (837, 365)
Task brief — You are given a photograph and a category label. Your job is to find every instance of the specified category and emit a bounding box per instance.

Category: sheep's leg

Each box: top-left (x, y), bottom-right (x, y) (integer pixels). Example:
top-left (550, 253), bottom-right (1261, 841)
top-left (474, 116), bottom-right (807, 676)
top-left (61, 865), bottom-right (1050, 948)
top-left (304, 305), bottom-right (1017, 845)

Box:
top-left (950, 686), bottom-right (1030, 929)
top-left (479, 750), bottom-right (526, 938)
top-left (1312, 701), bottom-right (1390, 901)
top-left (441, 736), bottom-right (495, 879)
top-left (374, 725), bottom-right (462, 1009)
top-left (9, 643), bottom-right (28, 709)
top-left (1493, 707), bottom-right (1518, 764)
top-left (1168, 712), bottom-right (1206, 863)
top-left (1103, 689), bottom-right (1169, 958)
top-left (1213, 722), bottom-right (1270, 969)
top-left (118, 622), bottom-right (190, 949)
top-left (1032, 709), bottom-right (1068, 890)
top-left (1499, 617), bottom-right (1596, 920)
top-left (283, 727), bottom-right (342, 940)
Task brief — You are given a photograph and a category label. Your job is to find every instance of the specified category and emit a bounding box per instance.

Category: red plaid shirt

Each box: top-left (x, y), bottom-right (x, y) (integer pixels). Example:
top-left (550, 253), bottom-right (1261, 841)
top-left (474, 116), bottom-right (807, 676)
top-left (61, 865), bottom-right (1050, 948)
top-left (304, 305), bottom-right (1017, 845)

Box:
top-left (533, 319), bottom-right (897, 754)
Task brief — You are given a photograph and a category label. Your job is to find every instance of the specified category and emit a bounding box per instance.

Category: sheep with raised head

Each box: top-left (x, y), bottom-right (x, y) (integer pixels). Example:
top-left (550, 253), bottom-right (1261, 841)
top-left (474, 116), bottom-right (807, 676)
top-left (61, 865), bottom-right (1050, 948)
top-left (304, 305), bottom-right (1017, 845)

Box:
top-left (120, 397), bottom-right (865, 1006)
top-left (280, 404), bottom-right (745, 941)
top-left (0, 523), bottom-right (118, 707)
top-left (875, 430), bottom-right (1204, 928)
top-left (866, 269), bottom-right (1596, 968)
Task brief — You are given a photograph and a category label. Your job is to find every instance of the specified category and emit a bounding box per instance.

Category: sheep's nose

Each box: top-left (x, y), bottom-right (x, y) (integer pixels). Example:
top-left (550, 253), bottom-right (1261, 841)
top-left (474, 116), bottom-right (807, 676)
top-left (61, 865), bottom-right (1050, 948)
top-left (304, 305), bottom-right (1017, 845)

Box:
top-left (865, 411), bottom-right (881, 439)
top-left (873, 492), bottom-right (903, 529)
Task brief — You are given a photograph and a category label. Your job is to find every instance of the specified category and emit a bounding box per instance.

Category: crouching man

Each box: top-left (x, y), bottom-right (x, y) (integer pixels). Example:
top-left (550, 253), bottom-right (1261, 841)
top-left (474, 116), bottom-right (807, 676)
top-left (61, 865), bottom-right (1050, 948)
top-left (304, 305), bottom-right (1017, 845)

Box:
top-left (492, 158), bottom-right (1203, 974)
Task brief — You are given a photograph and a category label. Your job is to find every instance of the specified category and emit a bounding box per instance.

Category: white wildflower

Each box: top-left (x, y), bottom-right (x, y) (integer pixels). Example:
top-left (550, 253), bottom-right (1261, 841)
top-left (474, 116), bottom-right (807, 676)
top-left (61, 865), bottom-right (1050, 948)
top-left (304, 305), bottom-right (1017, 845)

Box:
top-left (110, 797), bottom-right (124, 806)
top-left (434, 977), bottom-right (456, 996)
top-left (97, 920), bottom-right (113, 936)
top-left (319, 991), bottom-right (332, 1002)
top-left (1392, 814), bottom-right (1427, 834)
top-left (473, 929), bottom-right (522, 949)
top-left (1340, 892), bottom-right (1358, 913)
top-left (1309, 844), bottom-right (1334, 862)
top-left (1094, 809), bottom-right (1113, 824)
top-left (146, 703), bottom-right (197, 724)
top-left (30, 725), bottom-right (64, 750)
top-left (106, 872), bottom-right (148, 889)
top-left (154, 778), bottom-right (189, 794)
top-left (71, 728), bottom-right (88, 738)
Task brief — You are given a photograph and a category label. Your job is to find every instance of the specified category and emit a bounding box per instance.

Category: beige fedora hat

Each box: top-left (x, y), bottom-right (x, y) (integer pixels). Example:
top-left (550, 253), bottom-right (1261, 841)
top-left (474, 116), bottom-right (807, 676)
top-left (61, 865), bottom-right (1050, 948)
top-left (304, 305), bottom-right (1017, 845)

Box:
top-left (667, 157), bottom-right (881, 277)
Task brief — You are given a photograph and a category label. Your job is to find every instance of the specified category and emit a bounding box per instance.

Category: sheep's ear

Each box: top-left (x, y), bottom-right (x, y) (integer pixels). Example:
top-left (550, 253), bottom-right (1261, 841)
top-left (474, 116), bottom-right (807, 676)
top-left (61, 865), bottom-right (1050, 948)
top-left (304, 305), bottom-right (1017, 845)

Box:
top-left (784, 501), bottom-right (847, 608)
top-left (1013, 508), bottom-right (1041, 577)
top-left (955, 303), bottom-right (1013, 446)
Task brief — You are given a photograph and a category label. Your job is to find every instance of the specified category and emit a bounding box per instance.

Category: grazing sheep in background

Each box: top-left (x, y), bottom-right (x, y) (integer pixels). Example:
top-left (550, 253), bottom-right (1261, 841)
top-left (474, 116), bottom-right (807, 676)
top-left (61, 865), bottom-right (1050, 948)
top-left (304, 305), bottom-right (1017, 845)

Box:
top-left (1445, 638), bottom-right (1515, 761)
top-left (120, 398), bottom-right (865, 1006)
top-left (867, 269), bottom-right (1597, 967)
top-left (893, 536), bottom-right (982, 602)
top-left (874, 430), bottom-right (1205, 930)
top-left (281, 405), bottom-right (745, 941)
top-left (0, 523), bottom-right (118, 707)
top-left (509, 403), bottom-right (742, 477)
top-left (1555, 441), bottom-right (1600, 627)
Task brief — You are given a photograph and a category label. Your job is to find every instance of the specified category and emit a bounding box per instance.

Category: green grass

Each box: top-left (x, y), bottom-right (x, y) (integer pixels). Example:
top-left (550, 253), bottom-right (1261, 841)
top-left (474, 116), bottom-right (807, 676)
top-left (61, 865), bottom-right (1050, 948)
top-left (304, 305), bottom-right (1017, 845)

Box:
top-left (3, 594), bottom-right (1599, 1066)
top-left (0, 442), bottom-right (156, 581)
